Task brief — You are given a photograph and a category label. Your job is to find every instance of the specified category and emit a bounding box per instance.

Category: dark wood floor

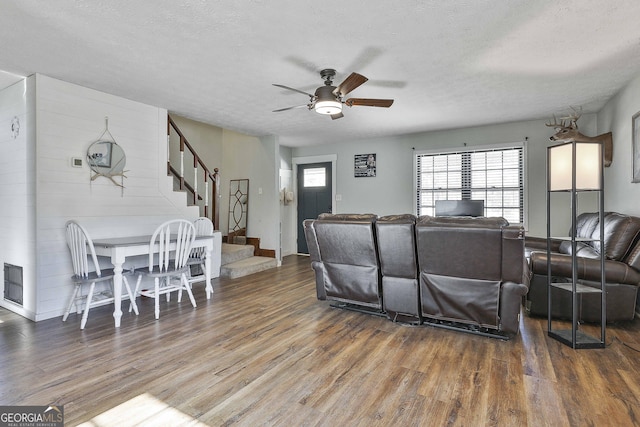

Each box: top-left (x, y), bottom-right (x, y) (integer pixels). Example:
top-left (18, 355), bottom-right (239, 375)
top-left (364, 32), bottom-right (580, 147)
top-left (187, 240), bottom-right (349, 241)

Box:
top-left (1, 255), bottom-right (640, 426)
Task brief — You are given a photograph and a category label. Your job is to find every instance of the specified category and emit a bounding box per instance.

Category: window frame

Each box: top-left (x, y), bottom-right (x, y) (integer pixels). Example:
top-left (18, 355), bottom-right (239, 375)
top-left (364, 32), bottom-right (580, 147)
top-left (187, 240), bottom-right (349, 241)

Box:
top-left (414, 141), bottom-right (527, 227)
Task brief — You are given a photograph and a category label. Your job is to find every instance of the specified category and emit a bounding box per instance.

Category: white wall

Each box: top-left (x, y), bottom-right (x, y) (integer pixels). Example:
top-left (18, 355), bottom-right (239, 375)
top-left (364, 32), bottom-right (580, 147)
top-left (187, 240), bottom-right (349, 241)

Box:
top-left (597, 73), bottom-right (640, 217)
top-left (3, 74), bottom-right (200, 321)
top-left (220, 130), bottom-right (280, 258)
top-left (0, 77), bottom-right (36, 319)
top-left (278, 146), bottom-right (295, 258)
top-left (291, 116), bottom-right (598, 238)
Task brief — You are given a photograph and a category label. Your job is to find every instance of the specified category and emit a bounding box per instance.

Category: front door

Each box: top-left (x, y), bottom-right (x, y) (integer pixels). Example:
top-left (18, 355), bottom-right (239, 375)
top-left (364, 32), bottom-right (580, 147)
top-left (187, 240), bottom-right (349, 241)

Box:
top-left (297, 162), bottom-right (332, 254)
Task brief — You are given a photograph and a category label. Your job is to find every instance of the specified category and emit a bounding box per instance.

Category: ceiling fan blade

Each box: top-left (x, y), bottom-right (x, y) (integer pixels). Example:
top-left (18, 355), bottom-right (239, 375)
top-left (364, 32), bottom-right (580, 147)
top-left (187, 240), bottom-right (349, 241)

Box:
top-left (345, 98), bottom-right (394, 108)
top-left (272, 84), bottom-right (315, 98)
top-left (272, 105), bottom-right (310, 112)
top-left (335, 72), bottom-right (368, 97)
top-left (330, 112), bottom-right (344, 120)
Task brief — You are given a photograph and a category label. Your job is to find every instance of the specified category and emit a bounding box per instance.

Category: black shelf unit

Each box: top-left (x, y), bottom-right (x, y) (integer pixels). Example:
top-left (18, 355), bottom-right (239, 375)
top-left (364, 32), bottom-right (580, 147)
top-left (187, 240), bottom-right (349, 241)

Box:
top-left (546, 140), bottom-right (606, 349)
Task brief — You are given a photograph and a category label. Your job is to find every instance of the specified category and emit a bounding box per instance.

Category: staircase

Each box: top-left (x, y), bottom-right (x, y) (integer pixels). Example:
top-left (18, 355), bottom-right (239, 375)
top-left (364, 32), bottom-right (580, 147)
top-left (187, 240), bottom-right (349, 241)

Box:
top-left (167, 116), bottom-right (278, 279)
top-left (220, 243), bottom-right (278, 279)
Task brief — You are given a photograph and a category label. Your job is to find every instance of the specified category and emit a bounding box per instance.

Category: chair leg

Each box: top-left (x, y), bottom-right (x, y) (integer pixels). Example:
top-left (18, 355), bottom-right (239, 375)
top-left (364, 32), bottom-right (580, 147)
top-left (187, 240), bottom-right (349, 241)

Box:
top-left (81, 282), bottom-right (96, 329)
top-left (63, 285), bottom-right (80, 322)
top-left (123, 276), bottom-right (139, 315)
top-left (130, 274), bottom-right (142, 313)
top-left (183, 273), bottom-right (197, 308)
top-left (154, 278), bottom-right (160, 320)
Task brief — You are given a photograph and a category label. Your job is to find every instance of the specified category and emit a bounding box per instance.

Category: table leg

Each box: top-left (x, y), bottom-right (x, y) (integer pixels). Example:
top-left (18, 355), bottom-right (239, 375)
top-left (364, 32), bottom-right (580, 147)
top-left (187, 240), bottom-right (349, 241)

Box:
top-left (111, 256), bottom-right (125, 327)
top-left (204, 245), bottom-right (213, 299)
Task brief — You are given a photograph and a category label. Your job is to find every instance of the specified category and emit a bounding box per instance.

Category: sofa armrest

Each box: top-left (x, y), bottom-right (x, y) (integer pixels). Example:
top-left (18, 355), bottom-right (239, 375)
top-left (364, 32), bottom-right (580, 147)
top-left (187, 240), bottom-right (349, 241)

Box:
top-left (525, 235), bottom-right (562, 253)
top-left (500, 281), bottom-right (529, 336)
top-left (530, 251), bottom-right (640, 286)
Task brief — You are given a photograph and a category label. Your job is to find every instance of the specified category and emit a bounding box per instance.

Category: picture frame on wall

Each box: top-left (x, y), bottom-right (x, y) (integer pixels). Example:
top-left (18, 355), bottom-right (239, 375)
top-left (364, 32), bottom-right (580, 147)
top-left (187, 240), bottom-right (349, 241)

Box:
top-left (633, 111), bottom-right (640, 183)
top-left (354, 153), bottom-right (376, 177)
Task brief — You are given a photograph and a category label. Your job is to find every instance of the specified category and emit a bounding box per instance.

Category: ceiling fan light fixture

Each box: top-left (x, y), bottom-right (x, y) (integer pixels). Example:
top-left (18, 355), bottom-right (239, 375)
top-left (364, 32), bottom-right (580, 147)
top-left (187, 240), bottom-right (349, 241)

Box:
top-left (315, 99), bottom-right (342, 115)
top-left (314, 85), bottom-right (342, 115)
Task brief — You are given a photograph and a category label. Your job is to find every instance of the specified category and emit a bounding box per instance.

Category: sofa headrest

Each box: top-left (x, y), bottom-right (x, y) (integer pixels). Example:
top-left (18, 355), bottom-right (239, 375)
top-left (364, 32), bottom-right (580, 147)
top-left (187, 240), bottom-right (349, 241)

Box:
top-left (377, 214), bottom-right (416, 224)
top-left (417, 215), bottom-right (509, 229)
top-left (317, 213), bottom-right (377, 222)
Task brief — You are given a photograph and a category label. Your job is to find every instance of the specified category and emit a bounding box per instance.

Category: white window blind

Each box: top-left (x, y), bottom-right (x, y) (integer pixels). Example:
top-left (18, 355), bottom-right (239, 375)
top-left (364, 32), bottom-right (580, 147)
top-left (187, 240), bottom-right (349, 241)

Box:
top-left (416, 145), bottom-right (524, 224)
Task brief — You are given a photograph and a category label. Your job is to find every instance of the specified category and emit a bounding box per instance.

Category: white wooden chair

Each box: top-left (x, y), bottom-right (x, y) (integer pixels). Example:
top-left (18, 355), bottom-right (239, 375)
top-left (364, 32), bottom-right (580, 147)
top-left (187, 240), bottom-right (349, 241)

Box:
top-left (63, 220), bottom-right (138, 329)
top-left (133, 219), bottom-right (197, 319)
top-left (187, 217), bottom-right (214, 288)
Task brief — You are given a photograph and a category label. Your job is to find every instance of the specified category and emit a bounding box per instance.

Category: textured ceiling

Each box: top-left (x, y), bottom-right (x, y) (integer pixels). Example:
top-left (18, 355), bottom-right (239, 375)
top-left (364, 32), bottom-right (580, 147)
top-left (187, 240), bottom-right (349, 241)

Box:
top-left (1, 1), bottom-right (640, 147)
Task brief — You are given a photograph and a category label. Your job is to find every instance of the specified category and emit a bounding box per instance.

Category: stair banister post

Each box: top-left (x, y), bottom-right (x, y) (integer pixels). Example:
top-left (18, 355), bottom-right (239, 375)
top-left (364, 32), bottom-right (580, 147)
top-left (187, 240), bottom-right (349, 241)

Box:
top-left (193, 154), bottom-right (198, 206)
top-left (213, 168), bottom-right (220, 230)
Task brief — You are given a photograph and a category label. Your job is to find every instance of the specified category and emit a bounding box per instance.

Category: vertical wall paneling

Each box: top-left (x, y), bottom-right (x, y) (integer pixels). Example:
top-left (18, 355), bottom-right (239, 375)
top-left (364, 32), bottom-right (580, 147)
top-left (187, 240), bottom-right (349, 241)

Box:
top-left (0, 74), bottom-right (200, 321)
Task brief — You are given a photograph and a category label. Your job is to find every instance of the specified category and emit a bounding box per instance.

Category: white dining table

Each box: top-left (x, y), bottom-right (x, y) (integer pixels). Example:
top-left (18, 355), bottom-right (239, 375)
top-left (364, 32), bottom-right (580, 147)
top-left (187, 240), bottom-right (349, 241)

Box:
top-left (92, 232), bottom-right (222, 327)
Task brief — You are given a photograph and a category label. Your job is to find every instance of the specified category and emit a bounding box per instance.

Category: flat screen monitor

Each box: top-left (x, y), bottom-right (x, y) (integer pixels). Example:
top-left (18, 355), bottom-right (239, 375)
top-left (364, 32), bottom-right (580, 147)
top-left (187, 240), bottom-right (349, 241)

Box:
top-left (435, 200), bottom-right (484, 217)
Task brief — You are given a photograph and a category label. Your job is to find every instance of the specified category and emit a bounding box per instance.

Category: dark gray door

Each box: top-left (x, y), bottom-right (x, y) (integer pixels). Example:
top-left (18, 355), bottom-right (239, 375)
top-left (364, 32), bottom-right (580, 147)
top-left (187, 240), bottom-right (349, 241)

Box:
top-left (297, 162), bottom-right (332, 254)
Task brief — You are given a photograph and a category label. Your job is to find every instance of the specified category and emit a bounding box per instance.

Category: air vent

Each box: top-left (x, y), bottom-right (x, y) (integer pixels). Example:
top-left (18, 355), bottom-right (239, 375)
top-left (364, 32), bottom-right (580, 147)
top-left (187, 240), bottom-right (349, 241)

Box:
top-left (4, 263), bottom-right (23, 306)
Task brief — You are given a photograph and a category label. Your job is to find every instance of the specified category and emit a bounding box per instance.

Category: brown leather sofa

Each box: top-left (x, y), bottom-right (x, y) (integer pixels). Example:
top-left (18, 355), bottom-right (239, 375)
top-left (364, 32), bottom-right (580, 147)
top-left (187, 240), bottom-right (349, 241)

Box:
top-left (304, 213), bottom-right (529, 338)
top-left (527, 212), bottom-right (640, 322)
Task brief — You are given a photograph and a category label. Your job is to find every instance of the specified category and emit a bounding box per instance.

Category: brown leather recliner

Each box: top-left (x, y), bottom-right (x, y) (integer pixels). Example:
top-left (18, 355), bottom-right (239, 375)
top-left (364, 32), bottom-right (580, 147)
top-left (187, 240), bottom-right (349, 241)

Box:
top-left (527, 212), bottom-right (640, 322)
top-left (416, 216), bottom-right (529, 337)
top-left (305, 213), bottom-right (383, 311)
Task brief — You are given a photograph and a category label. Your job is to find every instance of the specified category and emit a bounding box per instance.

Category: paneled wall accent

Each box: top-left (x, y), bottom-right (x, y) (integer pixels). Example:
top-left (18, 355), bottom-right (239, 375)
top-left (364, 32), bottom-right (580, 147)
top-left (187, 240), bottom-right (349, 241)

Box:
top-left (1, 74), bottom-right (200, 321)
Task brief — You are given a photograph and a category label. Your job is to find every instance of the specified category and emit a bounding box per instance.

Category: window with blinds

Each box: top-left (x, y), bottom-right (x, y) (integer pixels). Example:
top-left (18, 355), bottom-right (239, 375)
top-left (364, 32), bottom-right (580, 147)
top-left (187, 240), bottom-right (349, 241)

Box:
top-left (416, 144), bottom-right (524, 224)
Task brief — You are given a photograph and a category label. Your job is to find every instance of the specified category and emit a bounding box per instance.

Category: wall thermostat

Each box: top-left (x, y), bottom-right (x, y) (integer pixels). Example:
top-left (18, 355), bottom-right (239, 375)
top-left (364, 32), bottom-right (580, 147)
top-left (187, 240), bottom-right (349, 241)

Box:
top-left (71, 157), bottom-right (83, 168)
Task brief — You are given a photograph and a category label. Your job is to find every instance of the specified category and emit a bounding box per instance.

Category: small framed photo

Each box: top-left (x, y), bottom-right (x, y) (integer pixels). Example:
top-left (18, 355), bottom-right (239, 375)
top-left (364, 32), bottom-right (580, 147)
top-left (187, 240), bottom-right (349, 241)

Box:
top-left (633, 111), bottom-right (640, 183)
top-left (354, 153), bottom-right (376, 177)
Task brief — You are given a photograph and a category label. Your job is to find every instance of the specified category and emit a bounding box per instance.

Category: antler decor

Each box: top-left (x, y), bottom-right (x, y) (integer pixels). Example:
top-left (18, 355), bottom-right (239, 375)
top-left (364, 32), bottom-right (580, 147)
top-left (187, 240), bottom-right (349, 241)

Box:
top-left (546, 106), bottom-right (613, 167)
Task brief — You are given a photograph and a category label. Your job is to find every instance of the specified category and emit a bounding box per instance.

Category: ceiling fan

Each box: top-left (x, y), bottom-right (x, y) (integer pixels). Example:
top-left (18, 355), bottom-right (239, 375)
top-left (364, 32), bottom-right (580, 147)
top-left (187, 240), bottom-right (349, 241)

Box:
top-left (273, 68), bottom-right (394, 120)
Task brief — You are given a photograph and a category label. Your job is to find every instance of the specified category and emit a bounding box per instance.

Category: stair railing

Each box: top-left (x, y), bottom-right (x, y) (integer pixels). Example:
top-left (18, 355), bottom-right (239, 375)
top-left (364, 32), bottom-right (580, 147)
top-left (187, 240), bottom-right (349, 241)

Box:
top-left (167, 115), bottom-right (220, 230)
